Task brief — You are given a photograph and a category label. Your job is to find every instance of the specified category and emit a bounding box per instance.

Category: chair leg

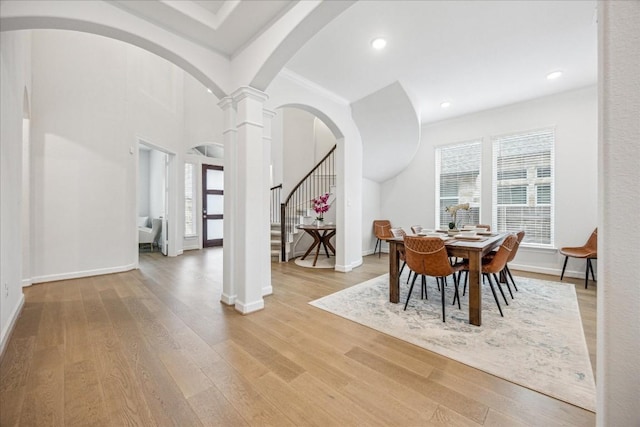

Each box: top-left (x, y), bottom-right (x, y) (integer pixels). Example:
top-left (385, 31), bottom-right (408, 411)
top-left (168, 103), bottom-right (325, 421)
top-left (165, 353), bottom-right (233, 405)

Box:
top-left (452, 273), bottom-right (461, 309)
top-left (399, 261), bottom-right (406, 277)
top-left (560, 256), bottom-right (568, 280)
top-left (440, 276), bottom-right (446, 322)
top-left (404, 274), bottom-right (419, 310)
top-left (505, 265), bottom-right (518, 292)
top-left (493, 273), bottom-right (509, 305)
top-left (375, 239), bottom-right (380, 258)
top-left (589, 258), bottom-right (596, 281)
top-left (485, 274), bottom-right (504, 317)
top-left (422, 275), bottom-right (427, 300)
top-left (500, 270), bottom-right (514, 299)
top-left (584, 259), bottom-right (590, 289)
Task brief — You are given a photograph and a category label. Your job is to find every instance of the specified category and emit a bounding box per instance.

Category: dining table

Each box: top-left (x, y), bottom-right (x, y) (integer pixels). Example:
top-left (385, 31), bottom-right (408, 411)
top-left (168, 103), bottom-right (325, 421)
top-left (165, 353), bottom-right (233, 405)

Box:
top-left (296, 224), bottom-right (336, 266)
top-left (386, 232), bottom-right (507, 326)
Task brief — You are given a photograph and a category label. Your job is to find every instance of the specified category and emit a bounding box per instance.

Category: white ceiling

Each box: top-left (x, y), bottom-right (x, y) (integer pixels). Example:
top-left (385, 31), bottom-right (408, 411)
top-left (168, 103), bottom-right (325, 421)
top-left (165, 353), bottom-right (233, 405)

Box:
top-left (284, 0), bottom-right (598, 124)
top-left (111, 0), bottom-right (597, 125)
top-left (112, 0), bottom-right (295, 57)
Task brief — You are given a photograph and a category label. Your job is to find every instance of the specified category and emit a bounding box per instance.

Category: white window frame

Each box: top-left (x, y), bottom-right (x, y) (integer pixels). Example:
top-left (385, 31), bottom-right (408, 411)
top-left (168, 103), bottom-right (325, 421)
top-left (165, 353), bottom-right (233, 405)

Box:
top-left (492, 128), bottom-right (555, 248)
top-left (184, 162), bottom-right (197, 237)
top-left (435, 140), bottom-right (482, 230)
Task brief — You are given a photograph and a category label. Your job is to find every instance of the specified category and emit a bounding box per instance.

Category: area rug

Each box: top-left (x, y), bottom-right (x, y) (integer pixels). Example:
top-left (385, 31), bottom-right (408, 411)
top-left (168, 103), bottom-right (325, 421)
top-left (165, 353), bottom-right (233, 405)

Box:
top-left (294, 256), bottom-right (335, 269)
top-left (309, 273), bottom-right (596, 412)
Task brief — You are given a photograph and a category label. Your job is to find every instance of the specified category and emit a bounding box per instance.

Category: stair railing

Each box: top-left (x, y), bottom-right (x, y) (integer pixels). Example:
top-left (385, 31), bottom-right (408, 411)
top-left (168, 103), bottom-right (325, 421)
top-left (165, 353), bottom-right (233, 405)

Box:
top-left (280, 145), bottom-right (336, 261)
top-left (270, 184), bottom-right (282, 224)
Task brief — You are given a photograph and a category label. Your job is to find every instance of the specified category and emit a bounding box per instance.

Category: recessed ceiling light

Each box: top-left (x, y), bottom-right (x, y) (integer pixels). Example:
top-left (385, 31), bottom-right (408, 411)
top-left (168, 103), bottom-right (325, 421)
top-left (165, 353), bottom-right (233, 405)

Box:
top-left (546, 71), bottom-right (563, 80)
top-left (207, 88), bottom-right (213, 94)
top-left (371, 37), bottom-right (387, 50)
top-left (440, 101), bottom-right (451, 109)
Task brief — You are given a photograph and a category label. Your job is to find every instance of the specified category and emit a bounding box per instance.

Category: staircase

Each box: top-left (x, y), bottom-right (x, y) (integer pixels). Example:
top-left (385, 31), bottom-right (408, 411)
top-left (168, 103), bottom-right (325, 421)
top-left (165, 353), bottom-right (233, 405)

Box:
top-left (270, 145), bottom-right (336, 262)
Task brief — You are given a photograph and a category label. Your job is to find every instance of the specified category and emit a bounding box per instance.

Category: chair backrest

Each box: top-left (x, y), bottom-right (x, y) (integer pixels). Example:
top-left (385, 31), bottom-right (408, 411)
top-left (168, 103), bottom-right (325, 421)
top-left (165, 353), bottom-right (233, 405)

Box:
top-left (390, 228), bottom-right (406, 237)
top-left (404, 236), bottom-right (453, 277)
top-left (483, 234), bottom-right (518, 274)
top-left (411, 225), bottom-right (423, 234)
top-left (584, 228), bottom-right (597, 253)
top-left (373, 220), bottom-right (393, 239)
top-left (506, 230), bottom-right (525, 263)
top-left (476, 224), bottom-right (491, 231)
top-left (150, 218), bottom-right (162, 239)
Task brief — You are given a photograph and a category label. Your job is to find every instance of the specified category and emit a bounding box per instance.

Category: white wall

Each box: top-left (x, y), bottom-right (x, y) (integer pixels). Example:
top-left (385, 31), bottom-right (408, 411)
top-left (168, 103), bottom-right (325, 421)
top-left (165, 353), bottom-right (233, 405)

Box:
top-left (361, 177), bottom-right (382, 255)
top-left (28, 29), bottom-right (221, 282)
top-left (0, 30), bottom-right (31, 354)
top-left (138, 149), bottom-right (150, 216)
top-left (379, 86), bottom-right (598, 277)
top-left (149, 149), bottom-right (167, 219)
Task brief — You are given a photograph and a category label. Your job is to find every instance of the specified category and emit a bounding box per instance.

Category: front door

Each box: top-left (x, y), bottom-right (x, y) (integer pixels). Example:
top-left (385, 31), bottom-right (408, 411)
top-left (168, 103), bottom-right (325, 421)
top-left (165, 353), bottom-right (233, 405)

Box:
top-left (202, 165), bottom-right (223, 247)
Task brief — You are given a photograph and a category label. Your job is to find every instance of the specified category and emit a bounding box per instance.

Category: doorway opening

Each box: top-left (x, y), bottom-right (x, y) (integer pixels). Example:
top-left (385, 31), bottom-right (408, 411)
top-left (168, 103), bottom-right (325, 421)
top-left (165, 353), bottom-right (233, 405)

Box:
top-left (138, 142), bottom-right (172, 255)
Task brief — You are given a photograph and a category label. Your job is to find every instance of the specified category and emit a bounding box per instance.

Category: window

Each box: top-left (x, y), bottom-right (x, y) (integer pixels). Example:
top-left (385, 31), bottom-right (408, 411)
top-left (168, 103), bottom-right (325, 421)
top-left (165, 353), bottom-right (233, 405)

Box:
top-left (184, 163), bottom-right (196, 236)
top-left (435, 140), bottom-right (481, 229)
top-left (492, 129), bottom-right (554, 246)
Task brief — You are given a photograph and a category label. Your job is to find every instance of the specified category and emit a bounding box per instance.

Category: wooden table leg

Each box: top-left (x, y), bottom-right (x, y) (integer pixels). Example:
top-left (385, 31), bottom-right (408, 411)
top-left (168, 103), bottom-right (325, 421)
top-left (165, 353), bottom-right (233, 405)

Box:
top-left (468, 251), bottom-right (482, 326)
top-left (389, 241), bottom-right (400, 303)
top-left (301, 231), bottom-right (320, 261)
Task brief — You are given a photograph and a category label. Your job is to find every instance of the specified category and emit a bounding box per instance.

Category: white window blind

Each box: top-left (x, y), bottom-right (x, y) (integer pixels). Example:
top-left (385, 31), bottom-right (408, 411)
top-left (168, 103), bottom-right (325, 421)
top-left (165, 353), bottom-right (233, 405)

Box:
top-left (184, 163), bottom-right (196, 236)
top-left (435, 140), bottom-right (481, 229)
top-left (492, 129), bottom-right (554, 246)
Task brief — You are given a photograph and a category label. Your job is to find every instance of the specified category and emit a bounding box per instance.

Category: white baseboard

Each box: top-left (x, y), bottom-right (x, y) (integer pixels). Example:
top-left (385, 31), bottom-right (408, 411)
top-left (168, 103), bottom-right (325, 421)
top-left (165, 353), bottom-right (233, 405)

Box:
top-left (509, 262), bottom-right (595, 280)
top-left (262, 286), bottom-right (273, 296)
top-left (21, 278), bottom-right (32, 287)
top-left (0, 293), bottom-right (25, 360)
top-left (220, 293), bottom-right (236, 305)
top-left (30, 263), bottom-right (137, 284)
top-left (234, 298), bottom-right (264, 314)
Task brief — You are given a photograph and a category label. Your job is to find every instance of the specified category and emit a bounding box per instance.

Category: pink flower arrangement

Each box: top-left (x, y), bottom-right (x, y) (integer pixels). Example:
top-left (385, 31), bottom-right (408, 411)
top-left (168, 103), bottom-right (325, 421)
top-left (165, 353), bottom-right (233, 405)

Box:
top-left (312, 193), bottom-right (330, 221)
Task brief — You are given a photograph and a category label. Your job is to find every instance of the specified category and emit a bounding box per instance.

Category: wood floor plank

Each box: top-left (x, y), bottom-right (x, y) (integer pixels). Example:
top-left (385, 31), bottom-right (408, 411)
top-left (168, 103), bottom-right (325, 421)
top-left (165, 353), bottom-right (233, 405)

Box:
top-left (64, 359), bottom-right (109, 426)
top-left (0, 337), bottom-right (37, 426)
top-left (200, 358), bottom-right (296, 426)
top-left (19, 346), bottom-right (65, 427)
top-left (1, 249), bottom-right (596, 426)
top-left (99, 289), bottom-right (204, 426)
top-left (187, 386), bottom-right (249, 427)
top-left (346, 346), bottom-right (489, 424)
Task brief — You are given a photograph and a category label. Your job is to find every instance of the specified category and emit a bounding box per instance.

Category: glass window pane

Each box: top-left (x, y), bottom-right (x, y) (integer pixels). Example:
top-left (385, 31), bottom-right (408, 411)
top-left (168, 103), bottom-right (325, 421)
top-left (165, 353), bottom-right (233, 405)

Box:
top-left (206, 169), bottom-right (223, 190)
top-left (207, 219), bottom-right (223, 240)
top-left (207, 194), bottom-right (223, 215)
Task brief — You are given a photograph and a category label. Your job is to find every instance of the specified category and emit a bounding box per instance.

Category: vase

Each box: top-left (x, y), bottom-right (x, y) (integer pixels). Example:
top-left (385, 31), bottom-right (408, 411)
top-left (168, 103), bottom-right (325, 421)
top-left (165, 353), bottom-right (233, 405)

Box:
top-left (315, 218), bottom-right (324, 227)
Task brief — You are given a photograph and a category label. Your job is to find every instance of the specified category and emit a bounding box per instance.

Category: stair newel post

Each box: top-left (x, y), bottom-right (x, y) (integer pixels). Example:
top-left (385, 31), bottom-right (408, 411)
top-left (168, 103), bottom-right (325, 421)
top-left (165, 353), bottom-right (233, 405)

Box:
top-left (280, 203), bottom-right (286, 261)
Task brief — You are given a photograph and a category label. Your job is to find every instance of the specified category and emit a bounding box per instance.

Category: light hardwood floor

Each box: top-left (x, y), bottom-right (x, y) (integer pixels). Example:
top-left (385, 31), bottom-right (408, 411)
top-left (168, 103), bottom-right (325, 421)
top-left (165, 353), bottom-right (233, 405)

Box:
top-left (0, 248), bottom-right (596, 426)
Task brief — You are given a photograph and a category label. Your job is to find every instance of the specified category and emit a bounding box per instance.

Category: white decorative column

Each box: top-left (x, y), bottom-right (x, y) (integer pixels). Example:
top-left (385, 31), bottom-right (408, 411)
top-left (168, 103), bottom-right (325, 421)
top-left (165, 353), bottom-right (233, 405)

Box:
top-left (231, 87), bottom-right (269, 314)
top-left (597, 1), bottom-right (640, 425)
top-left (218, 96), bottom-right (237, 305)
top-left (262, 109), bottom-right (276, 296)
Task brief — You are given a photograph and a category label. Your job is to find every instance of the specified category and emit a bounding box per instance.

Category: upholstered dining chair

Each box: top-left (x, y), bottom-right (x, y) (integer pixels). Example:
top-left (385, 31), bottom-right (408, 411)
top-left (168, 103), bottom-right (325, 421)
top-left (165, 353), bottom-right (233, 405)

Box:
top-left (403, 236), bottom-right (464, 322)
top-left (503, 230), bottom-right (525, 293)
top-left (373, 220), bottom-right (393, 257)
top-left (560, 228), bottom-right (597, 289)
top-left (476, 224), bottom-right (491, 231)
top-left (459, 234), bottom-right (518, 317)
top-left (390, 228), bottom-right (409, 279)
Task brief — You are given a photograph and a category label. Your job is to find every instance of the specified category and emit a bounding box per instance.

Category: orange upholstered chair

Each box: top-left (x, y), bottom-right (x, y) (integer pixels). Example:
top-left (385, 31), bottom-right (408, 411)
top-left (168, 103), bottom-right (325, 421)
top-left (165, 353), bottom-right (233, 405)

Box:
top-left (560, 228), bottom-right (597, 289)
top-left (403, 236), bottom-right (464, 322)
top-left (373, 220), bottom-right (393, 257)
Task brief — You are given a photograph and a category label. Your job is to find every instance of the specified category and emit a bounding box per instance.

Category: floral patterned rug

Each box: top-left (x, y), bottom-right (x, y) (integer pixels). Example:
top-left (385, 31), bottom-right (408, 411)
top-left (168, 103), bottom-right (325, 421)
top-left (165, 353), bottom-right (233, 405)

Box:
top-left (309, 273), bottom-right (596, 411)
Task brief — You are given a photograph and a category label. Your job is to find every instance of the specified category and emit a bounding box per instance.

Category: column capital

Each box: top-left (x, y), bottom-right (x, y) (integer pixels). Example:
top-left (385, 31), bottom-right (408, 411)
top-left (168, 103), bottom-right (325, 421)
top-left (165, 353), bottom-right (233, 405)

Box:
top-left (263, 109), bottom-right (277, 120)
top-left (230, 86), bottom-right (269, 104)
top-left (218, 96), bottom-right (234, 110)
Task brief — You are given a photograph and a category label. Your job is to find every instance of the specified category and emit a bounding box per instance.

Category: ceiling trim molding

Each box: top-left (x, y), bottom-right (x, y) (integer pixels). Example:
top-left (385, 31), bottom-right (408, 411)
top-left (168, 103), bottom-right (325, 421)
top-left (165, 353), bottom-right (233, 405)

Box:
top-left (280, 68), bottom-right (350, 106)
top-left (160, 0), bottom-right (240, 31)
